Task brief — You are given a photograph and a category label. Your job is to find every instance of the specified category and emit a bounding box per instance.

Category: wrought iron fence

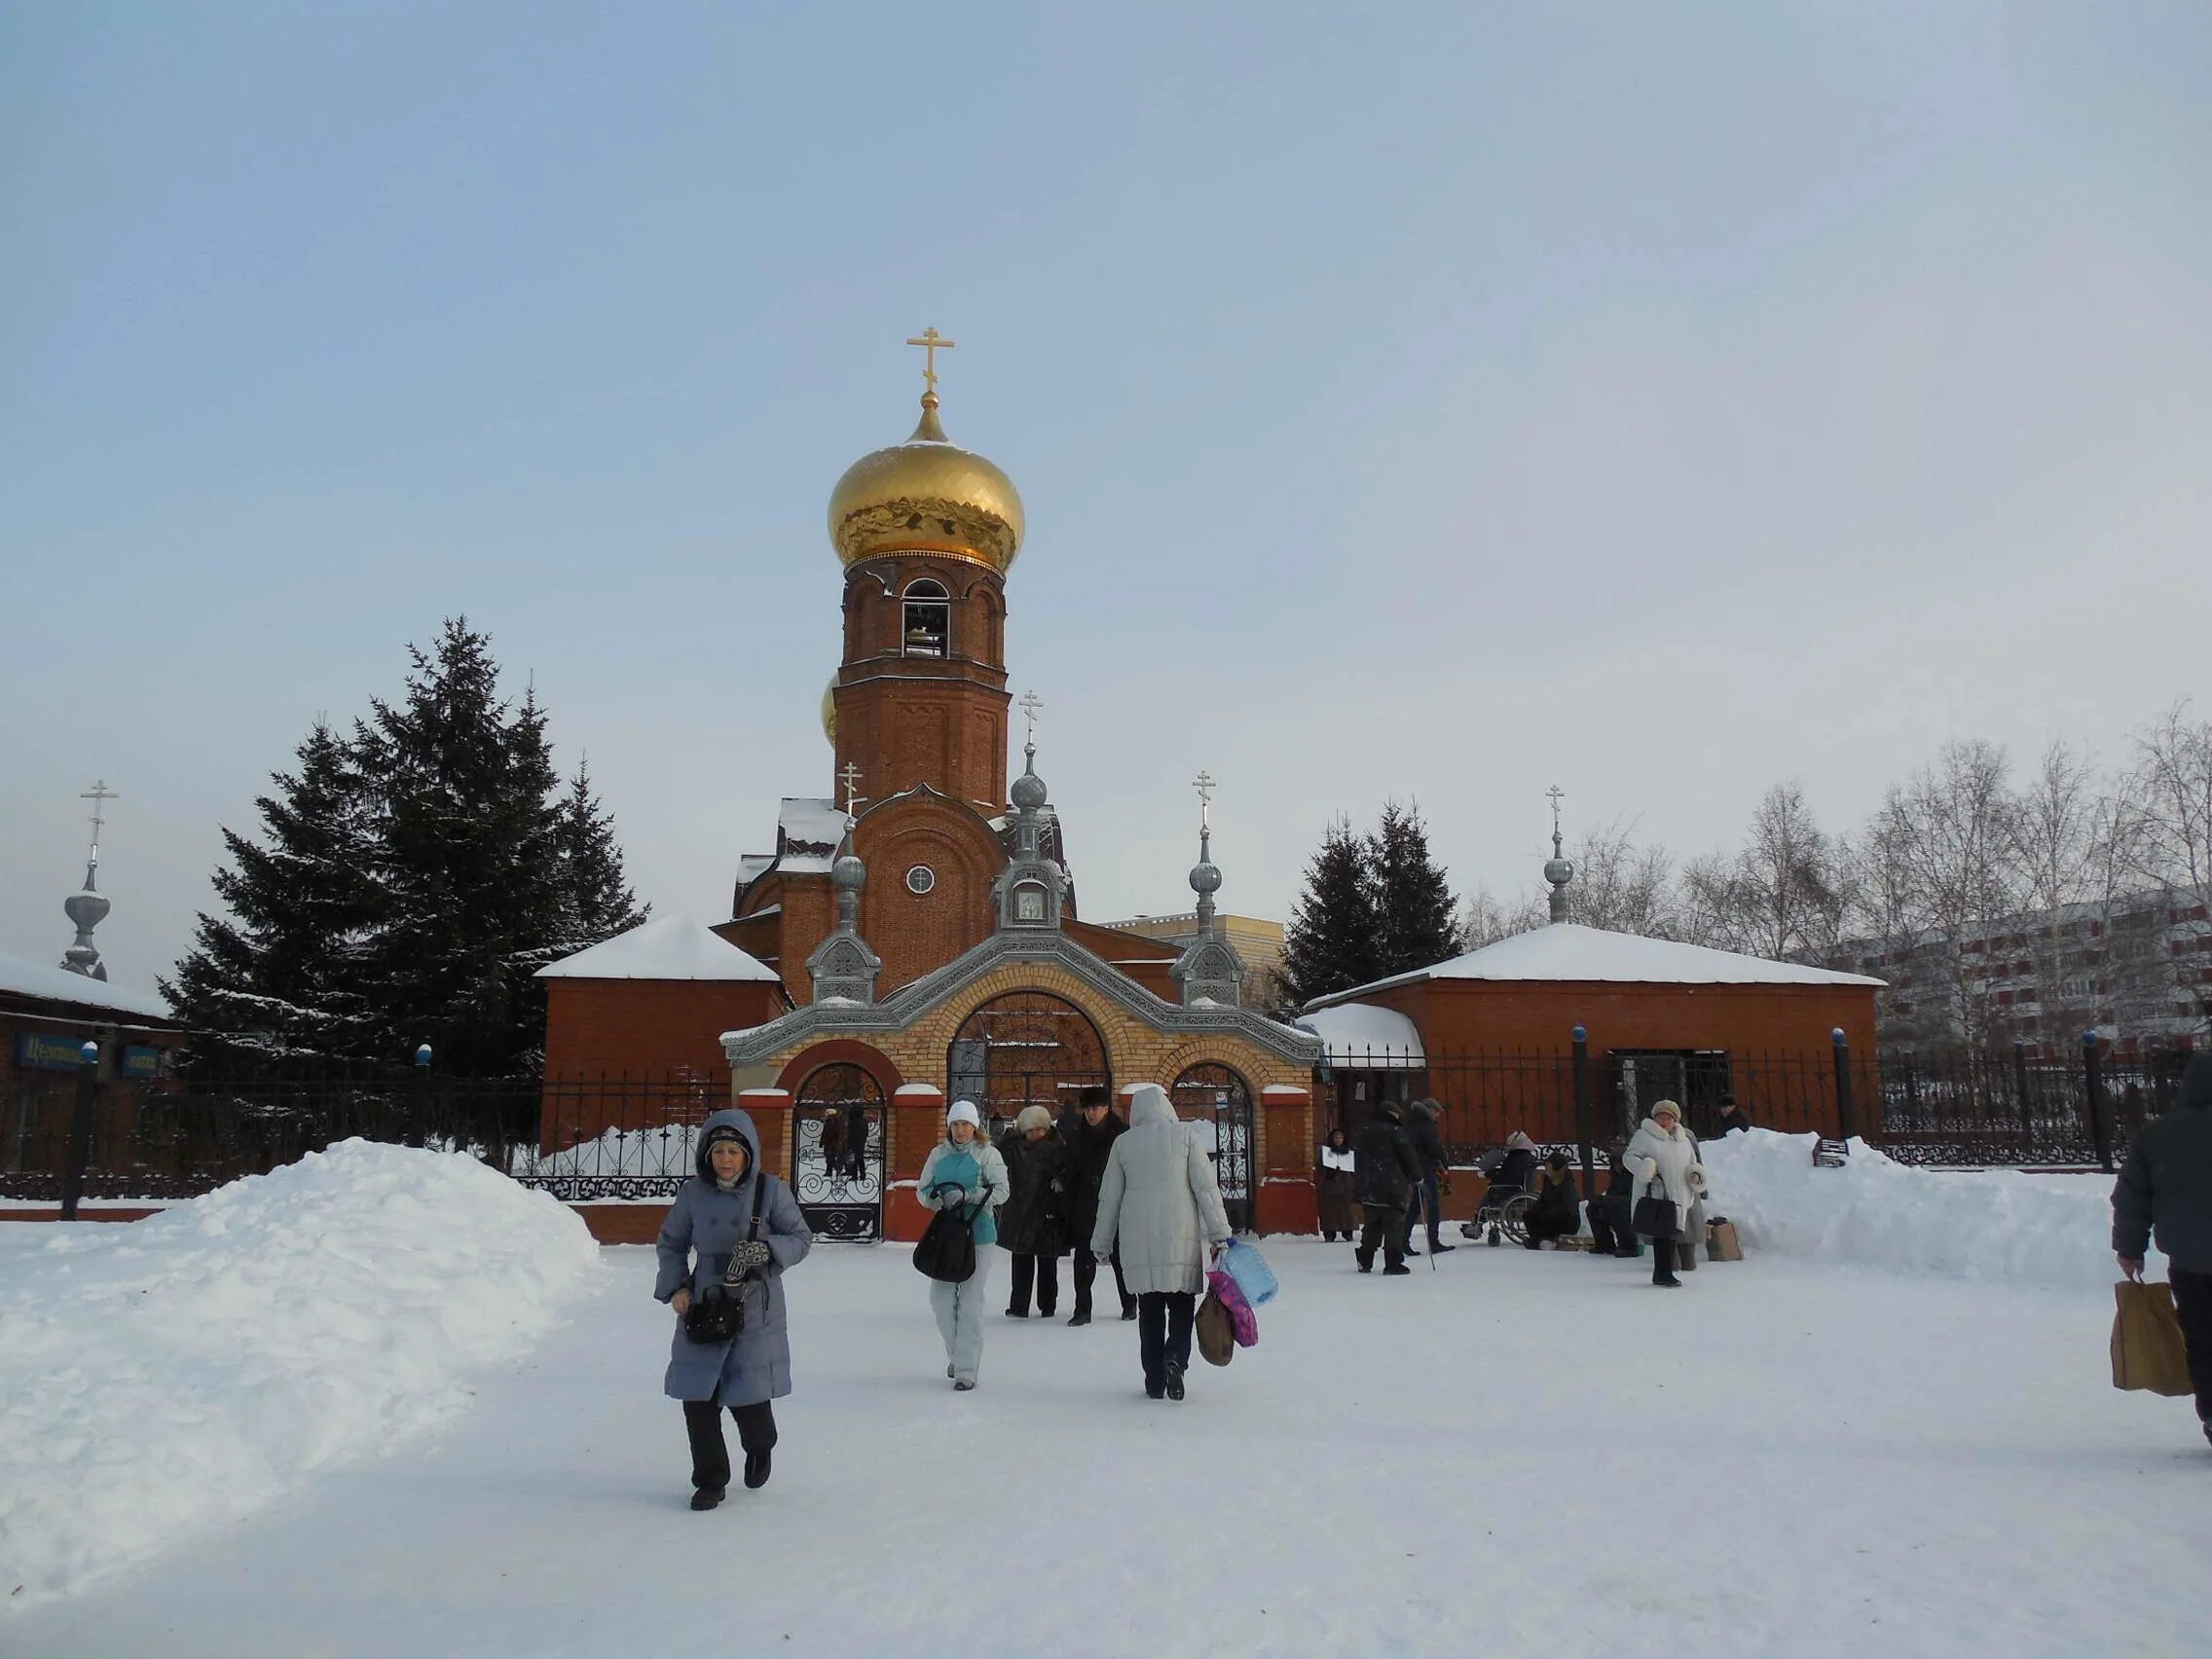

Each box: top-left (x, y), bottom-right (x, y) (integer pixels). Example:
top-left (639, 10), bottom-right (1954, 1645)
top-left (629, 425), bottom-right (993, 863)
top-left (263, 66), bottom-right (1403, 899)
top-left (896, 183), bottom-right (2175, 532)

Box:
top-left (1313, 1039), bottom-right (2197, 1173)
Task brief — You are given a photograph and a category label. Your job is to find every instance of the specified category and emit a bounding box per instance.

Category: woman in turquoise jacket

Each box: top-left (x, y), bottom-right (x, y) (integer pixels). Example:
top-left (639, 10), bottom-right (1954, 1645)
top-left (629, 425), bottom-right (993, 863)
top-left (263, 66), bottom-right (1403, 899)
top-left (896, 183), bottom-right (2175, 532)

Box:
top-left (915, 1098), bottom-right (1010, 1390)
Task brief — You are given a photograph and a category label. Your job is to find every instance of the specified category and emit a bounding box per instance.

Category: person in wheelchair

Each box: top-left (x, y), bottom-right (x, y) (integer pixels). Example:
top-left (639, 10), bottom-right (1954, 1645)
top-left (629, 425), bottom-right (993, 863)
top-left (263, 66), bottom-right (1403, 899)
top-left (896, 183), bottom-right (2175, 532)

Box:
top-left (1521, 1151), bottom-right (1581, 1250)
top-left (1493, 1130), bottom-right (1540, 1197)
top-left (1457, 1130), bottom-right (1545, 1244)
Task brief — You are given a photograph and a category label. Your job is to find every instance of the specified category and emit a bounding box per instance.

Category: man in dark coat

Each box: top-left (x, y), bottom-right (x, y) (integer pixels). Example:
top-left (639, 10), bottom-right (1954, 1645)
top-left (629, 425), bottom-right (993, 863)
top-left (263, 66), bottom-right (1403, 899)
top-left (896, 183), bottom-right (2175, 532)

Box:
top-left (1586, 1150), bottom-right (1639, 1258)
top-left (1059, 1085), bottom-right (1136, 1324)
top-left (1398, 1098), bottom-right (1455, 1257)
top-left (1716, 1094), bottom-right (1753, 1136)
top-left (1353, 1100), bottom-right (1423, 1275)
top-left (2113, 1051), bottom-right (2212, 1446)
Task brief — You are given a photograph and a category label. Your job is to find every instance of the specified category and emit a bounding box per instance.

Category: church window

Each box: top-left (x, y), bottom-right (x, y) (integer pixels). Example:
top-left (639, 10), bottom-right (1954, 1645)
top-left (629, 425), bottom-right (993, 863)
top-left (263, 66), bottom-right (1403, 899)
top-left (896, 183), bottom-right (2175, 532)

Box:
top-left (902, 579), bottom-right (949, 658)
top-left (905, 864), bottom-right (937, 896)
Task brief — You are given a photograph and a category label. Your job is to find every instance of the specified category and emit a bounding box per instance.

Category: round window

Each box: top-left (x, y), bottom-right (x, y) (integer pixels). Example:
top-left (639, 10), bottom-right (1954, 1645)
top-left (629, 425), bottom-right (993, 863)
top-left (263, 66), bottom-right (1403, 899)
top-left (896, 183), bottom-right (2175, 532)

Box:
top-left (905, 865), bottom-right (937, 896)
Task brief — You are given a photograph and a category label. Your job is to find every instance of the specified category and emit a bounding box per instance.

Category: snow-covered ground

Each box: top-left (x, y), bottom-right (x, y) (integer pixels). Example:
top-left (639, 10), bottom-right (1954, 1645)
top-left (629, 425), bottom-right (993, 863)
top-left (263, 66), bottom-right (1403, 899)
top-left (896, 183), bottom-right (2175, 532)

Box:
top-left (1, 1134), bottom-right (2204, 1657)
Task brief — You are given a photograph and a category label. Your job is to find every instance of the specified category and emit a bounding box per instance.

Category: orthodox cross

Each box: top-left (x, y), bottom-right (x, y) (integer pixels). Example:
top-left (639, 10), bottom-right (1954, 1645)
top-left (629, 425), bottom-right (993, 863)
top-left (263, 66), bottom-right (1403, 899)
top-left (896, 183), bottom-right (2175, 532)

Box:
top-left (839, 762), bottom-right (867, 825)
top-left (1193, 769), bottom-right (1216, 832)
top-left (905, 327), bottom-right (956, 393)
top-left (80, 780), bottom-right (119, 866)
top-left (1546, 784), bottom-right (1566, 852)
top-left (1017, 688), bottom-right (1044, 747)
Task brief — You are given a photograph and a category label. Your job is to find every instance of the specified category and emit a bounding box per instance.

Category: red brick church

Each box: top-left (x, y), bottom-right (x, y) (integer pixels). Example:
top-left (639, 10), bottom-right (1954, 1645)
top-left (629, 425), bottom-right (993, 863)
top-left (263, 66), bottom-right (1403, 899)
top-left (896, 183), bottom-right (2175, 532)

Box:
top-left (539, 338), bottom-right (1320, 1241)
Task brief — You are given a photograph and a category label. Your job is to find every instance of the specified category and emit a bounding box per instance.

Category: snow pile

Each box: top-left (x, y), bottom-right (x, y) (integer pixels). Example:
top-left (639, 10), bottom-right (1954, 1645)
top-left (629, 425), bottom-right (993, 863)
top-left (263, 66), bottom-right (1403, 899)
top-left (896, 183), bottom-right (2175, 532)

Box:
top-left (1699, 1128), bottom-right (2147, 1292)
top-left (0, 1141), bottom-right (603, 1606)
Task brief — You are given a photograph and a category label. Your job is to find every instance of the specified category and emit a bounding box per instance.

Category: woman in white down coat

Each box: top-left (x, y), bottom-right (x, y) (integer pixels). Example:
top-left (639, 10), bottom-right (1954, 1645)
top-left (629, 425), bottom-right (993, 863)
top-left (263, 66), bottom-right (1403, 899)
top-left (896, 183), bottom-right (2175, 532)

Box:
top-left (1090, 1083), bottom-right (1234, 1401)
top-left (1623, 1099), bottom-right (1706, 1288)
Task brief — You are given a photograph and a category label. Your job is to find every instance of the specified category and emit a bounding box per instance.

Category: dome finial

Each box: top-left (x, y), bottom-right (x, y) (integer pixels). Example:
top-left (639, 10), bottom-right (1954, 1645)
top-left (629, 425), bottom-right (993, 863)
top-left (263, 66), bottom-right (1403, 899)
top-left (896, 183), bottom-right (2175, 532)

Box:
top-left (1543, 785), bottom-right (1575, 923)
top-left (904, 328), bottom-right (955, 442)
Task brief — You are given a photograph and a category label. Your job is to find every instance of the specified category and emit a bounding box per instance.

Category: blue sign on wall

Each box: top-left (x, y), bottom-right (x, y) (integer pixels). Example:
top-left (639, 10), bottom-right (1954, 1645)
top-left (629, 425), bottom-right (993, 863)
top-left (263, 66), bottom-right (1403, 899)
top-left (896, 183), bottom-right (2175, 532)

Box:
top-left (122, 1046), bottom-right (165, 1079)
top-left (14, 1032), bottom-right (93, 1073)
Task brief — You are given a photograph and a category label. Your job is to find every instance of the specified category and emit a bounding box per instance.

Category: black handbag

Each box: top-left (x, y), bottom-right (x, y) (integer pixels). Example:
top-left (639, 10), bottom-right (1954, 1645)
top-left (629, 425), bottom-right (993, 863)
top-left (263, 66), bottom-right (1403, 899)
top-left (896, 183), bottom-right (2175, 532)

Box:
top-left (1632, 1180), bottom-right (1678, 1242)
top-left (912, 1181), bottom-right (979, 1283)
top-left (682, 1177), bottom-right (771, 1344)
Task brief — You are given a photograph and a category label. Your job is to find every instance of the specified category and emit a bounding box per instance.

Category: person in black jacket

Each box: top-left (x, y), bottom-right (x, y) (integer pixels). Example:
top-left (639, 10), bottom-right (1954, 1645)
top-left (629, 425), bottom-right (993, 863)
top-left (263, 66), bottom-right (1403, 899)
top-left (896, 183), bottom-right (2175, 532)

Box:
top-left (999, 1105), bottom-right (1071, 1319)
top-left (1586, 1149), bottom-right (1638, 1258)
top-left (1058, 1086), bottom-right (1136, 1324)
top-left (1354, 1101), bottom-right (1423, 1275)
top-left (1522, 1151), bottom-right (1581, 1249)
top-left (2113, 1051), bottom-right (2212, 1445)
top-left (1398, 1098), bottom-right (1455, 1257)
top-left (1716, 1094), bottom-right (1753, 1136)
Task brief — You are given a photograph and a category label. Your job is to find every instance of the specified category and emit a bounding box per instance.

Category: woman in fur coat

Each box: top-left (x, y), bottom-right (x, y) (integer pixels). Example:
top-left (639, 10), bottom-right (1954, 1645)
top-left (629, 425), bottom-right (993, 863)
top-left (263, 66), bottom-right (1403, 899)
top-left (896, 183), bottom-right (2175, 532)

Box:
top-left (1623, 1100), bottom-right (1706, 1288)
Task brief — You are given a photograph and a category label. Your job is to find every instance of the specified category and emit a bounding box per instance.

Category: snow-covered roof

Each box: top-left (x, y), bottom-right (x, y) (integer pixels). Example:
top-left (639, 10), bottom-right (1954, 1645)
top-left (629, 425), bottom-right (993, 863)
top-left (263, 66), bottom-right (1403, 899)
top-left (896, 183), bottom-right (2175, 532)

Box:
top-left (1296, 1003), bottom-right (1425, 1067)
top-left (535, 916), bottom-right (780, 982)
top-left (0, 951), bottom-right (173, 1021)
top-left (1305, 923), bottom-right (1886, 1012)
top-left (775, 797), bottom-right (846, 874)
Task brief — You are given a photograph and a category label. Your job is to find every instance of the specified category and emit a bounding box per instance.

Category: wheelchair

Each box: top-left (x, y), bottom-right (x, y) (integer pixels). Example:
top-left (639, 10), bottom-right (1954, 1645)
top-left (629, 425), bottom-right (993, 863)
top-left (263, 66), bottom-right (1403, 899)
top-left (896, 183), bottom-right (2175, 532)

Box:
top-left (1457, 1151), bottom-right (1535, 1247)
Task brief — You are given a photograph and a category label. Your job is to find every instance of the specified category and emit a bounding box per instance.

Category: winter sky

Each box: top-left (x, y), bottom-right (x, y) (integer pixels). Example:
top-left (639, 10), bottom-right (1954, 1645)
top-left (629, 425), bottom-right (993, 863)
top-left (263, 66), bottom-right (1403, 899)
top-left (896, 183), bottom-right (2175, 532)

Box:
top-left (4, 2), bottom-right (2209, 995)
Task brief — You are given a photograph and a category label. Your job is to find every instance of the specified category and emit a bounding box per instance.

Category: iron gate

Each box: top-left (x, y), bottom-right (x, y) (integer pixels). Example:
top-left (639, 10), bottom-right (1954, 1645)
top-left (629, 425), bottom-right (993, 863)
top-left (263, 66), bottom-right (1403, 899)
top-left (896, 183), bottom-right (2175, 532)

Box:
top-left (1170, 1062), bottom-right (1254, 1232)
top-left (793, 1063), bottom-right (885, 1240)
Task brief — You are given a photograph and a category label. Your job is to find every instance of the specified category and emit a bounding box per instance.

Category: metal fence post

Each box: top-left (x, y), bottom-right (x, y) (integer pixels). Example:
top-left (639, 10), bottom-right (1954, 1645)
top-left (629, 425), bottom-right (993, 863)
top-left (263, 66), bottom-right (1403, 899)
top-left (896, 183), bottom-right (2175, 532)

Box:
top-left (409, 1044), bottom-right (432, 1149)
top-left (1830, 1028), bottom-right (1858, 1143)
top-left (1570, 1025), bottom-right (1593, 1189)
top-left (60, 1039), bottom-right (100, 1220)
top-left (2012, 1040), bottom-right (2035, 1162)
top-left (2083, 1030), bottom-right (2113, 1174)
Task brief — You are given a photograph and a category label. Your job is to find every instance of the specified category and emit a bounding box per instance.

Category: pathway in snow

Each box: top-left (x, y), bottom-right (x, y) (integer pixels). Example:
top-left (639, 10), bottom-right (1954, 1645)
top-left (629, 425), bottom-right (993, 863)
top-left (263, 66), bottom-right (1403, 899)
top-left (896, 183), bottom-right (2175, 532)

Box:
top-left (8, 1238), bottom-right (2203, 1658)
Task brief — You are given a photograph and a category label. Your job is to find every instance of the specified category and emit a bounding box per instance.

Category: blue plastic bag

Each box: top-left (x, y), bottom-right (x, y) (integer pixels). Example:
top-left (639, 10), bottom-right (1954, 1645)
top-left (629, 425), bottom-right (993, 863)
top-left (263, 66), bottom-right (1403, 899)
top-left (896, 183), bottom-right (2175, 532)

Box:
top-left (1220, 1238), bottom-right (1278, 1307)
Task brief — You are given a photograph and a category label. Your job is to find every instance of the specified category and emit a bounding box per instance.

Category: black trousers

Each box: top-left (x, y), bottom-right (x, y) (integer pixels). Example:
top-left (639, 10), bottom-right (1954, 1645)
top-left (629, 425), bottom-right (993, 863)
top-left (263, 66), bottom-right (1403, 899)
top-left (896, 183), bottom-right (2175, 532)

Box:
top-left (1653, 1235), bottom-right (1679, 1283)
top-left (2173, 1268), bottom-right (2212, 1425)
top-left (1074, 1246), bottom-right (1131, 1316)
top-left (1399, 1173), bottom-right (1444, 1251)
top-left (1009, 1252), bottom-right (1060, 1315)
top-left (1356, 1203), bottom-right (1406, 1271)
top-left (1524, 1211), bottom-right (1577, 1248)
top-left (1137, 1291), bottom-right (1196, 1389)
top-left (682, 1399), bottom-right (776, 1493)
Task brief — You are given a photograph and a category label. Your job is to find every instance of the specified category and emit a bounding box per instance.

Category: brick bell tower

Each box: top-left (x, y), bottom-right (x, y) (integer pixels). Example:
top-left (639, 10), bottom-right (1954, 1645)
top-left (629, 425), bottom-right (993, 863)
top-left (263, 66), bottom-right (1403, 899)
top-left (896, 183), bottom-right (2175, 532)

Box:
top-left (822, 329), bottom-right (1024, 814)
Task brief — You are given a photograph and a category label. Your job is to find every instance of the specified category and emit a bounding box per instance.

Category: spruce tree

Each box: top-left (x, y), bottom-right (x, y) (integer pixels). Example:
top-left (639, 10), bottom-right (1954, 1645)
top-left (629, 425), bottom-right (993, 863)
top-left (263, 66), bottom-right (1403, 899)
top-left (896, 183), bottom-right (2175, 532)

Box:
top-left (163, 720), bottom-right (380, 1072)
top-left (358, 619), bottom-right (569, 1077)
top-left (1277, 817), bottom-right (1382, 1011)
top-left (1370, 798), bottom-right (1459, 977)
top-left (548, 760), bottom-right (648, 951)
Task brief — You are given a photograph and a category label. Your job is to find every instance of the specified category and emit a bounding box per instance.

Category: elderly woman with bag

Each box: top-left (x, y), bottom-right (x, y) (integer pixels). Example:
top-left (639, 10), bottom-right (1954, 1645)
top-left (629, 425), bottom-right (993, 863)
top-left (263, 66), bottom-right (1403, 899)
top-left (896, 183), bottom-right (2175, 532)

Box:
top-left (998, 1104), bottom-right (1071, 1319)
top-left (1316, 1125), bottom-right (1358, 1243)
top-left (1624, 1099), bottom-right (1706, 1289)
top-left (654, 1108), bottom-right (813, 1511)
top-left (916, 1099), bottom-right (1010, 1390)
top-left (1091, 1083), bottom-right (1234, 1402)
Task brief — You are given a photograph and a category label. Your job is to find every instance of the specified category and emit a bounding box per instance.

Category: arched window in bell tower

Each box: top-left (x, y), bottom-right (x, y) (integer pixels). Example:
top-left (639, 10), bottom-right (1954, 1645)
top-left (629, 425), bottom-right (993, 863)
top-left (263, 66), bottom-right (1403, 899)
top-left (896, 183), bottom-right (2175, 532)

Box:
top-left (902, 578), bottom-right (949, 659)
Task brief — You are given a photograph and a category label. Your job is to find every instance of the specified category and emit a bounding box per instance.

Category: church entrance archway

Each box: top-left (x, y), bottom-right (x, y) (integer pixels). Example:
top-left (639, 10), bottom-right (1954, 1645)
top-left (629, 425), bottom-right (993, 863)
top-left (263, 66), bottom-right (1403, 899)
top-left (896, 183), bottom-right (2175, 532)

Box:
top-left (794, 1062), bottom-right (886, 1240)
top-left (946, 991), bottom-right (1110, 1139)
top-left (1170, 1062), bottom-right (1254, 1232)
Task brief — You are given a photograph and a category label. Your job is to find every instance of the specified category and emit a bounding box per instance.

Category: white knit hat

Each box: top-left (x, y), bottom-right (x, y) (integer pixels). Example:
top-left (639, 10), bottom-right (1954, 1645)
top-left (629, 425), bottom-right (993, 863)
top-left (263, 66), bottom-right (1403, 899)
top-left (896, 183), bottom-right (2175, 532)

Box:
top-left (947, 1099), bottom-right (981, 1129)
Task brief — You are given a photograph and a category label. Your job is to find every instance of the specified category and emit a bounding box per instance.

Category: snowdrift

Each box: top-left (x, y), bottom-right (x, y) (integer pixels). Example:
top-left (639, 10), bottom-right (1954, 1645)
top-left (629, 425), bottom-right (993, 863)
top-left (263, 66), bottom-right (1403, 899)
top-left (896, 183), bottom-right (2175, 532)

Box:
top-left (1698, 1128), bottom-right (2150, 1293)
top-left (0, 1141), bottom-right (602, 1606)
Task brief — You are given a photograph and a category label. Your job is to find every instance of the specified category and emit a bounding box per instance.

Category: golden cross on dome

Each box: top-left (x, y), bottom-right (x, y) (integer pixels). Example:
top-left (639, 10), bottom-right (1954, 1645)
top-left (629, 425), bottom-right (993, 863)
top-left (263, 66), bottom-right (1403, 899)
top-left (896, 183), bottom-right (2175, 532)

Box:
top-left (904, 327), bottom-right (956, 393)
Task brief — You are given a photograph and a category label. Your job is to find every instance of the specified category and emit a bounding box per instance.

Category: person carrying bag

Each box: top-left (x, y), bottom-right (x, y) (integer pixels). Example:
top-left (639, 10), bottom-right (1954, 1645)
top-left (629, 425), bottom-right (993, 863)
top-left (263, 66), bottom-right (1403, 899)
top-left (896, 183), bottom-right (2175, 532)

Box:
top-left (1624, 1100), bottom-right (1705, 1290)
top-left (914, 1099), bottom-right (1009, 1392)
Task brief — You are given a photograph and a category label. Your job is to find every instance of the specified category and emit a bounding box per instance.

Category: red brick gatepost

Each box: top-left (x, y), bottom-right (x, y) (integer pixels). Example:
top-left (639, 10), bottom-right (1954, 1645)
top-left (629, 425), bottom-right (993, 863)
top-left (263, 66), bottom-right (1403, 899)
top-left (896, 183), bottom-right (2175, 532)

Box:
top-left (887, 1082), bottom-right (946, 1241)
top-left (1256, 1083), bottom-right (1317, 1235)
top-left (737, 1087), bottom-right (793, 1183)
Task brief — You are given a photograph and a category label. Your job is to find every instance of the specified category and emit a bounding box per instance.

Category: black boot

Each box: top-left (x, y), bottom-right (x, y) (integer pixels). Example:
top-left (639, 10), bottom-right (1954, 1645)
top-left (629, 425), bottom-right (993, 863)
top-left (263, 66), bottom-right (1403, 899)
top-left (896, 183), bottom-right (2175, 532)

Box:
top-left (743, 1448), bottom-right (771, 1490)
top-left (1067, 1309), bottom-right (1090, 1326)
top-left (1164, 1362), bottom-right (1186, 1401)
top-left (689, 1487), bottom-right (724, 1511)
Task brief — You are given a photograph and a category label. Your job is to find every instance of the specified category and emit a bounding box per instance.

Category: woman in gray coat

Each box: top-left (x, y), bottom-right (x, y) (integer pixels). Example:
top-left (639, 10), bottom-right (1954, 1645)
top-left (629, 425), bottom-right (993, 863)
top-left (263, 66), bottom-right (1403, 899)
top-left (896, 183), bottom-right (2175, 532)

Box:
top-left (1090, 1083), bottom-right (1234, 1401)
top-left (654, 1107), bottom-right (812, 1510)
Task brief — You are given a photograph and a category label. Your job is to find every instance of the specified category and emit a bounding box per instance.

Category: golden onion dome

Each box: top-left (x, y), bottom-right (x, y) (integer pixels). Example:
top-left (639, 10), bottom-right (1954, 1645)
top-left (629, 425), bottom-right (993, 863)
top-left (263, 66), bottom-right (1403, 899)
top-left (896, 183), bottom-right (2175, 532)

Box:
top-left (827, 393), bottom-right (1024, 575)
top-left (821, 676), bottom-right (837, 746)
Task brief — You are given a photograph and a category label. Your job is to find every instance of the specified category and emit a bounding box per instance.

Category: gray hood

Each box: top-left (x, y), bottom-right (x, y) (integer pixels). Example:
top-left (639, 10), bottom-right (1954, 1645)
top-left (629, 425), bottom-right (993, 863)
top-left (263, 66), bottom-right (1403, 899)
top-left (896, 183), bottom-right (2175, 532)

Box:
top-left (693, 1106), bottom-right (763, 1183)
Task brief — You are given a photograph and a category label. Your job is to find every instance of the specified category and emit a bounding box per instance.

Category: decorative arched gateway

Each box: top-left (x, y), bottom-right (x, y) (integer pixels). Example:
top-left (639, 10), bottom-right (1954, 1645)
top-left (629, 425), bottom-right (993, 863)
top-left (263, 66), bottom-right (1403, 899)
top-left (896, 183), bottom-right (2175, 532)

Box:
top-left (947, 991), bottom-right (1110, 1137)
top-left (1170, 1062), bottom-right (1254, 1232)
top-left (794, 1062), bottom-right (887, 1240)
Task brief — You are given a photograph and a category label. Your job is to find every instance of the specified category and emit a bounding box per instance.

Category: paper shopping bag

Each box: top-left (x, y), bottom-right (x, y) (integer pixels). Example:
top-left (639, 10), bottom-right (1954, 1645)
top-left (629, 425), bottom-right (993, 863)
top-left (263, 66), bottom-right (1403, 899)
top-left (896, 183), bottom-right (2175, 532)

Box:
top-left (2110, 1281), bottom-right (2193, 1397)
